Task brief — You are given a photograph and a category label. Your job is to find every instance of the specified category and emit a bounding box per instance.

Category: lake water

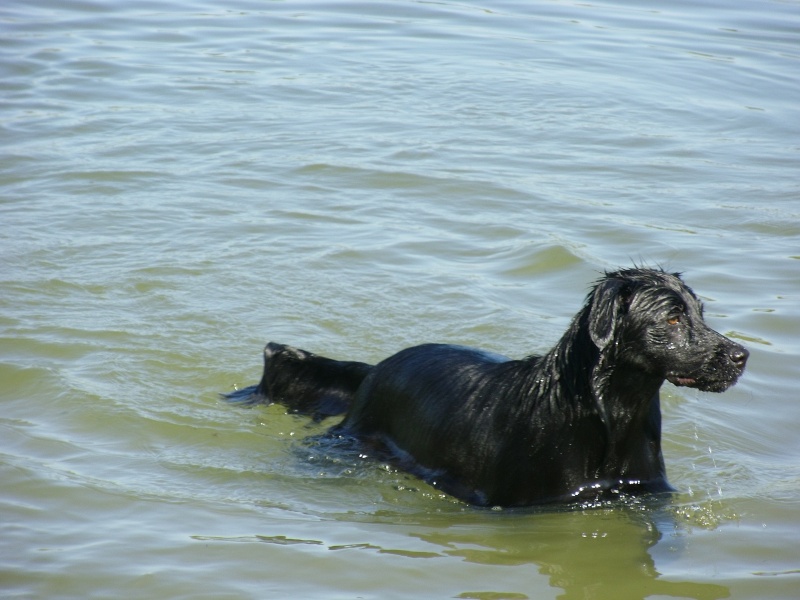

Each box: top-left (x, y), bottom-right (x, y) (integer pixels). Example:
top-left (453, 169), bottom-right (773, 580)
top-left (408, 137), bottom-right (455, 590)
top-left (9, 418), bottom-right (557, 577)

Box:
top-left (2, 0), bottom-right (799, 598)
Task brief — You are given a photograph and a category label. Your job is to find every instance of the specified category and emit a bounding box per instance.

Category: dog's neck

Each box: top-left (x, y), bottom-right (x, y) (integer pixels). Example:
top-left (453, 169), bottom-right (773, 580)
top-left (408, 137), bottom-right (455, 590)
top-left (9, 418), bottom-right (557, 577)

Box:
top-left (594, 364), bottom-right (668, 484)
top-left (528, 309), bottom-right (668, 484)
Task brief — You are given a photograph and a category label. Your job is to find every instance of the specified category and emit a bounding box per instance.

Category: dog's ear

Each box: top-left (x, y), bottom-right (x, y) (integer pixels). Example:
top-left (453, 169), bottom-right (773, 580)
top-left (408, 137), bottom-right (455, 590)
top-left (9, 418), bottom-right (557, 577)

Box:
top-left (588, 278), bottom-right (627, 350)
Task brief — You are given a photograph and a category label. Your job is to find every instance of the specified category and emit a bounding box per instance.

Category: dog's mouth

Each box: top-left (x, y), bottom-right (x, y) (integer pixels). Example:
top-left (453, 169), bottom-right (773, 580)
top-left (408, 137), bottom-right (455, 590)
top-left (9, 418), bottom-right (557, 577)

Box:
top-left (666, 371), bottom-right (742, 392)
top-left (667, 374), bottom-right (697, 387)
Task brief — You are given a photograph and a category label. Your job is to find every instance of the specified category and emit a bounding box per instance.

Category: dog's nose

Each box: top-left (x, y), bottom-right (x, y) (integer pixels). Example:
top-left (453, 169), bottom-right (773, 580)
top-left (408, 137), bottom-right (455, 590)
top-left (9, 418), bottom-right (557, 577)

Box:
top-left (730, 347), bottom-right (749, 369)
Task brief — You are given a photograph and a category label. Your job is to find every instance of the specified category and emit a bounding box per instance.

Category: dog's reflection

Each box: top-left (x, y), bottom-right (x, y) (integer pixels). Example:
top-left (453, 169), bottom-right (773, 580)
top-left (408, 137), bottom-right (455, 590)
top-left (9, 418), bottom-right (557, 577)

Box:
top-left (411, 504), bottom-right (730, 600)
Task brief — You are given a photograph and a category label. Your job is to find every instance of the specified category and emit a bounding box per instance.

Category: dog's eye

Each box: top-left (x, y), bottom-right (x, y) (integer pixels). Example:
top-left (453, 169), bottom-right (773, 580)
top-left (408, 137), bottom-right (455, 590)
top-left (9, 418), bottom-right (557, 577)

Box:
top-left (667, 316), bottom-right (680, 325)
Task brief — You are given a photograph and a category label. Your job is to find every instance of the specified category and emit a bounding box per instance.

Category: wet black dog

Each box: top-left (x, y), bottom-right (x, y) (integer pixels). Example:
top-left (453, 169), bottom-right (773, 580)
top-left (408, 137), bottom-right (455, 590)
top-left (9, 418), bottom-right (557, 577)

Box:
top-left (227, 268), bottom-right (748, 507)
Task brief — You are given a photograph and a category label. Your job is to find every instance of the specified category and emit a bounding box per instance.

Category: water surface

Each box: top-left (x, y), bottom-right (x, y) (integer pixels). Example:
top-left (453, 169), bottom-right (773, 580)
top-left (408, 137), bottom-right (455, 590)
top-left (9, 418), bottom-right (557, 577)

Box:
top-left (2, 1), bottom-right (799, 598)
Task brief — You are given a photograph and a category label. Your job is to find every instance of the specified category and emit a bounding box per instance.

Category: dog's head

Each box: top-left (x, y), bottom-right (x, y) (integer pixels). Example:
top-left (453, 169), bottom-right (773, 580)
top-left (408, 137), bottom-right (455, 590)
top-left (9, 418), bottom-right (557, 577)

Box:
top-left (588, 268), bottom-right (748, 392)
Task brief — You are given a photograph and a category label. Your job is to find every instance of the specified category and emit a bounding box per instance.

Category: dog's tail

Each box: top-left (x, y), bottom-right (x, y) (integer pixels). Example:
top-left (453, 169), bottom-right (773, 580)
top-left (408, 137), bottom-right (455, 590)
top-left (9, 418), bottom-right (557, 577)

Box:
top-left (224, 342), bottom-right (373, 421)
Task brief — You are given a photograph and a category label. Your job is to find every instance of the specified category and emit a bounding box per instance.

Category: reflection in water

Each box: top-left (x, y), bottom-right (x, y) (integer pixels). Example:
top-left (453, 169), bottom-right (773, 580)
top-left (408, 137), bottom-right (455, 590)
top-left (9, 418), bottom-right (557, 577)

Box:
top-left (413, 505), bottom-right (730, 600)
top-left (293, 424), bottom-right (732, 599)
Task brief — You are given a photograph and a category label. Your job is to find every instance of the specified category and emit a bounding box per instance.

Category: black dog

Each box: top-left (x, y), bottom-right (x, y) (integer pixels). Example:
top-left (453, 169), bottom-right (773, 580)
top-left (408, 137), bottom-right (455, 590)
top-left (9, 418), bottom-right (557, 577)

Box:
top-left (227, 268), bottom-right (748, 507)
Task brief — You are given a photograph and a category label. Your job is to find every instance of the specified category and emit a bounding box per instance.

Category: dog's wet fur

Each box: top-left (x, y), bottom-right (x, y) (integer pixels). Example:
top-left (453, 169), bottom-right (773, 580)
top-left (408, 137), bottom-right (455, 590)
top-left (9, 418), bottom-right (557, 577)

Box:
top-left (226, 268), bottom-right (748, 507)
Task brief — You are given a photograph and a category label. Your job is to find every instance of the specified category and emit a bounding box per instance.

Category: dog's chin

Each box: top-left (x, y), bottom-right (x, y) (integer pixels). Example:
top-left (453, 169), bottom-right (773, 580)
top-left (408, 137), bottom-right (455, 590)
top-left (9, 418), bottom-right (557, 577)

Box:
top-left (666, 372), bottom-right (739, 393)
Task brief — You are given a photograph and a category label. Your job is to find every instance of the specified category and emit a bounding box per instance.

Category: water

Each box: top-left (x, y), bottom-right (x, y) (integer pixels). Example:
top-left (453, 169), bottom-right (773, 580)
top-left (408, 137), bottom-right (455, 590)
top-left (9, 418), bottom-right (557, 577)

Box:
top-left (2, 0), bottom-right (798, 597)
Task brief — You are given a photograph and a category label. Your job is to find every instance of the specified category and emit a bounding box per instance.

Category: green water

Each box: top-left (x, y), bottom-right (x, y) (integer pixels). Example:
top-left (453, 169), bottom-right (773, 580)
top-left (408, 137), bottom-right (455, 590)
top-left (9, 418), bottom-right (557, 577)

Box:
top-left (2, 1), bottom-right (799, 598)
